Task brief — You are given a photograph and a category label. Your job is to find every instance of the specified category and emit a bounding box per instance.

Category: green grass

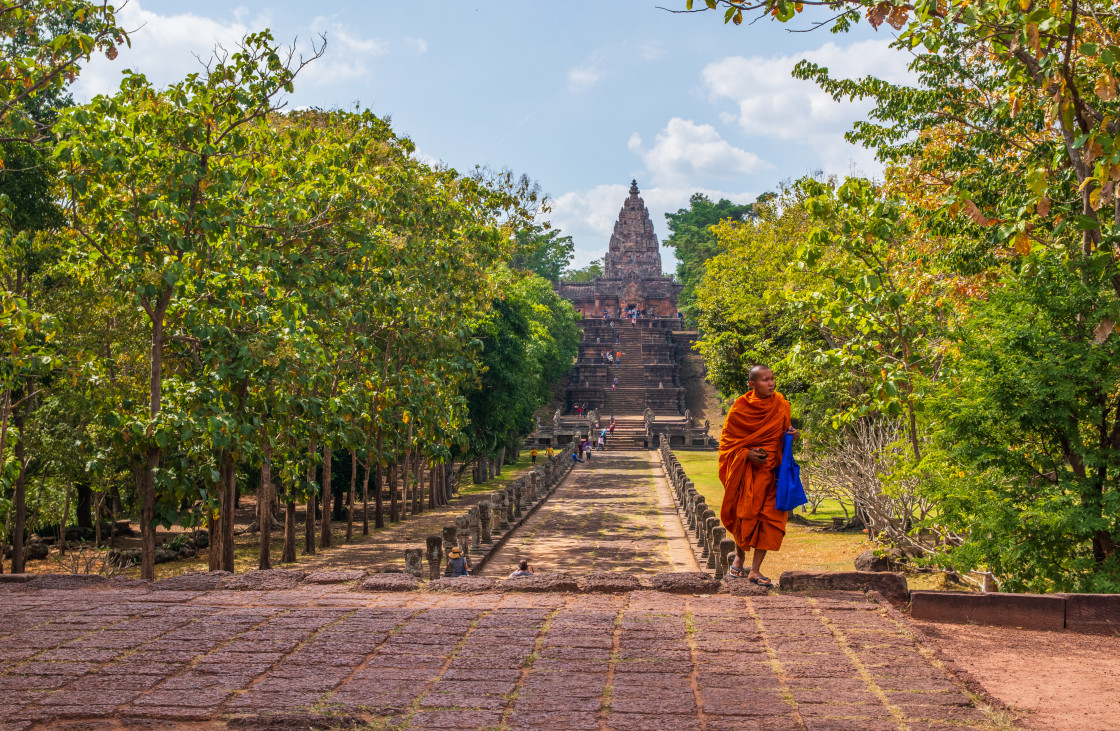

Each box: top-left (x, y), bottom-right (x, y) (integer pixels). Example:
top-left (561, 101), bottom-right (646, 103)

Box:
top-left (458, 452), bottom-right (539, 495)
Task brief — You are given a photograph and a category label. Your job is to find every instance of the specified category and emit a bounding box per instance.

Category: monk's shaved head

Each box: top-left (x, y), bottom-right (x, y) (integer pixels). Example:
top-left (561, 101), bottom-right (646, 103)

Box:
top-left (749, 365), bottom-right (772, 383)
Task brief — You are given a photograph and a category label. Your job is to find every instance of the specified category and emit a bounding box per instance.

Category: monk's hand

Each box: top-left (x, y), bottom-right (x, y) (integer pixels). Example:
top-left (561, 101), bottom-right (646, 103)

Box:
top-left (789, 428), bottom-right (801, 440)
top-left (746, 448), bottom-right (767, 466)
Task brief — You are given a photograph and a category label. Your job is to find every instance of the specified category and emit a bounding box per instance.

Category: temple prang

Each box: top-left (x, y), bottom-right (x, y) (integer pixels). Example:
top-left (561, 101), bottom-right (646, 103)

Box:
top-left (536, 181), bottom-right (716, 451)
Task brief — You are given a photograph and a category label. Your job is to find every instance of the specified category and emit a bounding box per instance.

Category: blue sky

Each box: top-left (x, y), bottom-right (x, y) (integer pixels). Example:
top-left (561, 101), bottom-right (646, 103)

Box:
top-left (74, 1), bottom-right (914, 270)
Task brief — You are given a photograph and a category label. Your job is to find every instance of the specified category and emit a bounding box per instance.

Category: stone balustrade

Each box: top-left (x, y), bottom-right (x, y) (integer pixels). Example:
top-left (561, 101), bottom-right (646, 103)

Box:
top-left (659, 437), bottom-right (733, 580)
top-left (408, 451), bottom-right (573, 579)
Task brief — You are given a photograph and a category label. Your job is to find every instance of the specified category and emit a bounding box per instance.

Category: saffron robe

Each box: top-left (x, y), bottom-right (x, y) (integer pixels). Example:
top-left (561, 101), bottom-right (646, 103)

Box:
top-left (719, 389), bottom-right (791, 552)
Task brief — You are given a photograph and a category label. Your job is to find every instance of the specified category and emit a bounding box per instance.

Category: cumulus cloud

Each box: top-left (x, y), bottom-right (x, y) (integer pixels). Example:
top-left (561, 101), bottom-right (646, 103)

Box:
top-left (72, 1), bottom-right (260, 99)
top-left (702, 39), bottom-right (914, 177)
top-left (71, 2), bottom-right (391, 101)
top-left (628, 117), bottom-right (771, 188)
top-left (549, 182), bottom-right (757, 270)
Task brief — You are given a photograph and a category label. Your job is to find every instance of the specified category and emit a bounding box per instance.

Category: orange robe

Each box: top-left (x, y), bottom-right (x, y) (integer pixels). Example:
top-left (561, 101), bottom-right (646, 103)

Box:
top-left (719, 390), bottom-right (791, 552)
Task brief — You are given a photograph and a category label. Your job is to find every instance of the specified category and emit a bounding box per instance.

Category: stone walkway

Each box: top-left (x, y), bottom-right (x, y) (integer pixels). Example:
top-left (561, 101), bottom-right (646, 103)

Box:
top-left (0, 581), bottom-right (996, 730)
top-left (479, 451), bottom-right (698, 577)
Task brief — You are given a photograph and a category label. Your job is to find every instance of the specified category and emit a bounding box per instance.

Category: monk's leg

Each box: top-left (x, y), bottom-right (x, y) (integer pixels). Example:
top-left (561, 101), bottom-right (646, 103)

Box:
top-left (748, 549), bottom-right (768, 581)
top-left (732, 544), bottom-right (747, 572)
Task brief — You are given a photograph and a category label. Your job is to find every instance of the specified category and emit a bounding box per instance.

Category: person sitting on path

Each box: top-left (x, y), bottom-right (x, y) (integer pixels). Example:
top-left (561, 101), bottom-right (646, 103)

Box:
top-left (508, 559), bottom-right (534, 578)
top-left (447, 546), bottom-right (470, 577)
top-left (571, 447), bottom-right (583, 463)
top-left (718, 365), bottom-right (799, 586)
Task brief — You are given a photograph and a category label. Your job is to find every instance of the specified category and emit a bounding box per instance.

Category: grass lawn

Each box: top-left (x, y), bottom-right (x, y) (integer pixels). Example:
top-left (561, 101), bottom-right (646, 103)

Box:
top-left (459, 453), bottom-right (539, 495)
top-left (673, 451), bottom-right (869, 576)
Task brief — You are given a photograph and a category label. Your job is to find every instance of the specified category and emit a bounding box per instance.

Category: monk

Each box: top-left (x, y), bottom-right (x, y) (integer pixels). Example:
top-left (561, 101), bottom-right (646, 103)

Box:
top-left (718, 365), bottom-right (798, 585)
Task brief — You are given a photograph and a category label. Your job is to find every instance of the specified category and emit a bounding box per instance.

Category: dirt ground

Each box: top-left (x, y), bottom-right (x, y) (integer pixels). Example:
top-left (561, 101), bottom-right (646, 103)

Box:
top-left (915, 621), bottom-right (1120, 730)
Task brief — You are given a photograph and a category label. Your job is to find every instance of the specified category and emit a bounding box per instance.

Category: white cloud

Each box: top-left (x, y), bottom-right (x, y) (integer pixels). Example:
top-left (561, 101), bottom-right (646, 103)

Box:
top-left (71, 2), bottom-right (391, 101)
top-left (639, 41), bottom-right (666, 61)
top-left (549, 182), bottom-right (757, 271)
top-left (72, 1), bottom-right (260, 99)
top-left (404, 37), bottom-right (428, 54)
top-left (568, 63), bottom-right (602, 92)
top-left (628, 117), bottom-right (771, 188)
top-left (702, 39), bottom-right (914, 178)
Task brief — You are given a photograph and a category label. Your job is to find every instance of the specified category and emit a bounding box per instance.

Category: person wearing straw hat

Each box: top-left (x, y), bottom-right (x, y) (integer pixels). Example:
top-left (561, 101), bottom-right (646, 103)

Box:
top-left (447, 546), bottom-right (470, 577)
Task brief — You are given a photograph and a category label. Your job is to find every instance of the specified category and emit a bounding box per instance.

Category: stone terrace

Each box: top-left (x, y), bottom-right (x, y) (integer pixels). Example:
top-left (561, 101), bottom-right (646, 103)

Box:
top-left (0, 581), bottom-right (996, 730)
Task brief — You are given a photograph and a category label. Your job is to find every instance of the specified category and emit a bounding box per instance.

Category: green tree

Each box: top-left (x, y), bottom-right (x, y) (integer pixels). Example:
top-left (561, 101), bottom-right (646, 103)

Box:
top-left (931, 253), bottom-right (1119, 591)
top-left (664, 192), bottom-right (760, 325)
top-left (511, 224), bottom-right (574, 281)
top-left (563, 257), bottom-right (602, 282)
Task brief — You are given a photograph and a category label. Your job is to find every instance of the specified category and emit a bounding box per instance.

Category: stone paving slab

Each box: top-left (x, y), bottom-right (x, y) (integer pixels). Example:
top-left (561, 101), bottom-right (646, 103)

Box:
top-left (479, 451), bottom-right (697, 577)
top-left (0, 583), bottom-right (1002, 730)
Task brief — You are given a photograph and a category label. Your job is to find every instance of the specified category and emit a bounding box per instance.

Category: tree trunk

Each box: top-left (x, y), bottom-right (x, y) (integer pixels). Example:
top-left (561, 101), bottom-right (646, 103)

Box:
top-left (304, 443), bottom-right (317, 555)
top-left (389, 462), bottom-right (398, 523)
top-left (374, 433), bottom-right (384, 529)
top-left (320, 445), bottom-right (332, 548)
top-left (76, 482), bottom-right (93, 529)
top-left (259, 452), bottom-right (272, 570)
top-left (346, 450), bottom-right (356, 542)
top-left (221, 451), bottom-right (236, 572)
top-left (60, 480), bottom-right (72, 555)
top-left (413, 451), bottom-right (423, 515)
top-left (209, 459), bottom-right (227, 572)
top-left (361, 454), bottom-right (371, 535)
top-left (139, 288), bottom-right (171, 582)
top-left (11, 406), bottom-right (27, 574)
top-left (282, 475), bottom-right (297, 564)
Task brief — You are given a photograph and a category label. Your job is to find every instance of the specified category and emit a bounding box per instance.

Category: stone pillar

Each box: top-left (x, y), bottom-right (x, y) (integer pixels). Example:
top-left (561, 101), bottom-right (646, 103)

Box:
top-left (703, 516), bottom-right (719, 557)
top-left (426, 535), bottom-right (443, 580)
top-left (467, 506), bottom-right (480, 553)
top-left (710, 527), bottom-right (726, 573)
top-left (700, 510), bottom-right (716, 548)
top-left (455, 514), bottom-right (470, 556)
top-left (404, 548), bottom-right (423, 578)
top-left (505, 486), bottom-right (516, 520)
top-left (478, 501), bottom-right (492, 544)
top-left (442, 526), bottom-right (457, 576)
top-left (530, 471), bottom-right (540, 500)
top-left (492, 490), bottom-right (506, 530)
top-left (720, 538), bottom-right (737, 577)
top-left (513, 483), bottom-right (523, 517)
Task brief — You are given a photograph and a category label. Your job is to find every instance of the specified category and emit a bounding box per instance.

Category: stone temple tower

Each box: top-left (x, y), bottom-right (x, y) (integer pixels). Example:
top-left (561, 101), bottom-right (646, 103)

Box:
top-left (603, 180), bottom-right (663, 280)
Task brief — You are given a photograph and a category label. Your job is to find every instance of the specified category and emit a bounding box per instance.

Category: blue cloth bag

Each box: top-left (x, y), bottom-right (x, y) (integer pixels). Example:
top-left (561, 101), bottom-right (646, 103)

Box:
top-left (774, 431), bottom-right (807, 511)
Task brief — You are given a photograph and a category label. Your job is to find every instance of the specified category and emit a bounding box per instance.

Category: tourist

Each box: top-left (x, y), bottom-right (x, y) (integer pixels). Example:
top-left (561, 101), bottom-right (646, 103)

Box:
top-left (609, 421), bottom-right (615, 437)
top-left (547, 445), bottom-right (555, 459)
top-left (718, 365), bottom-right (799, 586)
top-left (447, 546), bottom-right (470, 577)
top-left (530, 448), bottom-right (537, 464)
top-left (597, 433), bottom-right (605, 451)
top-left (612, 377), bottom-right (618, 391)
top-left (616, 351), bottom-right (623, 365)
top-left (583, 439), bottom-right (593, 462)
top-left (571, 447), bottom-right (583, 463)
top-left (508, 560), bottom-right (534, 578)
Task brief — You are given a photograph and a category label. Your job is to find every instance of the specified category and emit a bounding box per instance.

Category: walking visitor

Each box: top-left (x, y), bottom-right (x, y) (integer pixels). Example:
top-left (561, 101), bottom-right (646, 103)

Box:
top-left (718, 365), bottom-right (799, 586)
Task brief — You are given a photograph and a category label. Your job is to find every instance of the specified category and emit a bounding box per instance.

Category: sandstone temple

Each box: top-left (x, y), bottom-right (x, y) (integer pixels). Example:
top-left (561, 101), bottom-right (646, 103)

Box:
top-left (532, 181), bottom-right (715, 450)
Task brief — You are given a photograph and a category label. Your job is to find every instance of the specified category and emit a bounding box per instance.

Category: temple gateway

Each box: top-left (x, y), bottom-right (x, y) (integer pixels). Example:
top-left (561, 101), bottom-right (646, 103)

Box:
top-left (534, 181), bottom-right (716, 450)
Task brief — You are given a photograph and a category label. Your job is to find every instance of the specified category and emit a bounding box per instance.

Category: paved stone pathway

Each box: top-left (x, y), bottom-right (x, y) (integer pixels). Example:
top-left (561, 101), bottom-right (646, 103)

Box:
top-left (479, 451), bottom-right (698, 577)
top-left (0, 582), bottom-right (995, 730)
